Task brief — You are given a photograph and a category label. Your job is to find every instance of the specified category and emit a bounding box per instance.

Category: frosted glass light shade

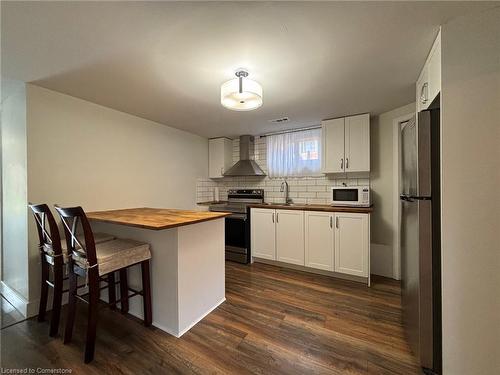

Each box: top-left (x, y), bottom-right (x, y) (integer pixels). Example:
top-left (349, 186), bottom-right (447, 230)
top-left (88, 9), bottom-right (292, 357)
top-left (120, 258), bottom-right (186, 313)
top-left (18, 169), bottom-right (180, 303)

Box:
top-left (220, 77), bottom-right (263, 111)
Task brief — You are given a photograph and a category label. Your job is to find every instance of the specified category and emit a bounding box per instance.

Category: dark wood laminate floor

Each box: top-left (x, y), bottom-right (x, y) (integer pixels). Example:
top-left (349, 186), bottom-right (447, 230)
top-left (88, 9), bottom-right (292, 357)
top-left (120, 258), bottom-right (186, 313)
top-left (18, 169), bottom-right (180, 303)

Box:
top-left (1, 262), bottom-right (421, 374)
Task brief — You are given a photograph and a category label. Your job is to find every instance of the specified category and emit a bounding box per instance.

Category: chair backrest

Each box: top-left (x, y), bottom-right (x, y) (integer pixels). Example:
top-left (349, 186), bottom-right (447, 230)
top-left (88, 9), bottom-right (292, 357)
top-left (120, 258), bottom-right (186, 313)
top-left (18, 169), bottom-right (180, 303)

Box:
top-left (54, 205), bottom-right (97, 268)
top-left (28, 203), bottom-right (63, 258)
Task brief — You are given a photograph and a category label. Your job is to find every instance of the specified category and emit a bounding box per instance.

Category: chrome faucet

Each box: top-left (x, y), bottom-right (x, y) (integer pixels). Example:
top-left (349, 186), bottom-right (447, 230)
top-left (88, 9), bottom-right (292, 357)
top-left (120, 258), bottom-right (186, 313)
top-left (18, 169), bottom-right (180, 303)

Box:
top-left (280, 180), bottom-right (293, 205)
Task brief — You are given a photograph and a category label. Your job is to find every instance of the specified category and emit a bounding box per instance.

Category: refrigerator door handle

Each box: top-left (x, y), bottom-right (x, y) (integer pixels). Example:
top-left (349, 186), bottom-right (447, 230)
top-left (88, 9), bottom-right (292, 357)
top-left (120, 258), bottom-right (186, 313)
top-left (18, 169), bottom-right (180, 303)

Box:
top-left (400, 194), bottom-right (415, 202)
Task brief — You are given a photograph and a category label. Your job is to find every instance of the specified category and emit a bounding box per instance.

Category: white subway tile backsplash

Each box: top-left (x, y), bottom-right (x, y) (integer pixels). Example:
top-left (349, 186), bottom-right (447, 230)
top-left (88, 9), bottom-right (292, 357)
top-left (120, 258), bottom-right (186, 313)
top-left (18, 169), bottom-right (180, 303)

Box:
top-left (307, 185), bottom-right (327, 192)
top-left (298, 192), bottom-right (316, 198)
top-left (358, 178), bottom-right (370, 186)
top-left (307, 198), bottom-right (327, 205)
top-left (347, 179), bottom-right (359, 186)
top-left (315, 179), bottom-right (329, 186)
top-left (316, 191), bottom-right (332, 199)
top-left (297, 180), bottom-right (312, 185)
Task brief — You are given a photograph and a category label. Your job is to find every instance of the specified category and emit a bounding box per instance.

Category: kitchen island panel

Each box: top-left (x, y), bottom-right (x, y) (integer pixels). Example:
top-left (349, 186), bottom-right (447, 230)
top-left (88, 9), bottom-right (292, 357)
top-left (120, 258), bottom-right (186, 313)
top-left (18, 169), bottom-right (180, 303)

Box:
top-left (91, 217), bottom-right (225, 337)
top-left (177, 219), bottom-right (225, 335)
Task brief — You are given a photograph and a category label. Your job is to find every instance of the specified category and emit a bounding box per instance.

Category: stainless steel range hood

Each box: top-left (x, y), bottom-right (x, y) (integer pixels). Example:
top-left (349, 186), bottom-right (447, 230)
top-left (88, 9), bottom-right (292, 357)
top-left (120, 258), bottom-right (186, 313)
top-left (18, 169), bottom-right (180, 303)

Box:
top-left (223, 135), bottom-right (266, 177)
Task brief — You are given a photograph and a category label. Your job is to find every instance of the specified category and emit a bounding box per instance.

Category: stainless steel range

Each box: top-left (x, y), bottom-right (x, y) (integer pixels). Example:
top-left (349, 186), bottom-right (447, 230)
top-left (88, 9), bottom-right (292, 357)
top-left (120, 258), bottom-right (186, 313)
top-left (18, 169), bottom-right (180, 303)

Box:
top-left (209, 189), bottom-right (264, 263)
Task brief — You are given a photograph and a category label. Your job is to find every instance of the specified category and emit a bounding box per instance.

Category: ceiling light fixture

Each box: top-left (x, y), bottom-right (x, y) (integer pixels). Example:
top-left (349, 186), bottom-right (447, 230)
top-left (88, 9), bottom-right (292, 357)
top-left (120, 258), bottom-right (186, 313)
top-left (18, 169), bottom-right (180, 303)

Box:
top-left (220, 69), bottom-right (263, 111)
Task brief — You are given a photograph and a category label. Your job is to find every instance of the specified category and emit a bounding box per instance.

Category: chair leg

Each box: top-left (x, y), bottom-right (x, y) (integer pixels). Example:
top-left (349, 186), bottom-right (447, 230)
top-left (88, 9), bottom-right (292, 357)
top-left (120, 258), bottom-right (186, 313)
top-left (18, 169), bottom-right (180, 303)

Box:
top-left (38, 259), bottom-right (49, 322)
top-left (84, 268), bottom-right (99, 364)
top-left (63, 262), bottom-right (77, 344)
top-left (119, 269), bottom-right (129, 314)
top-left (107, 272), bottom-right (116, 310)
top-left (49, 260), bottom-right (64, 337)
top-left (141, 260), bottom-right (152, 327)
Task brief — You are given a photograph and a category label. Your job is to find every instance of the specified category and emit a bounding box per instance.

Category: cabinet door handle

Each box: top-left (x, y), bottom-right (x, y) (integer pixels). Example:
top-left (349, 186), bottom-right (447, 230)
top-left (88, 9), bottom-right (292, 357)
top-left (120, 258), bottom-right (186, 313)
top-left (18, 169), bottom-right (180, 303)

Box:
top-left (330, 216), bottom-right (333, 228)
top-left (276, 213), bottom-right (279, 223)
top-left (340, 158), bottom-right (344, 170)
top-left (272, 213), bottom-right (275, 223)
top-left (346, 158), bottom-right (349, 169)
top-left (336, 217), bottom-right (339, 229)
top-left (420, 82), bottom-right (428, 104)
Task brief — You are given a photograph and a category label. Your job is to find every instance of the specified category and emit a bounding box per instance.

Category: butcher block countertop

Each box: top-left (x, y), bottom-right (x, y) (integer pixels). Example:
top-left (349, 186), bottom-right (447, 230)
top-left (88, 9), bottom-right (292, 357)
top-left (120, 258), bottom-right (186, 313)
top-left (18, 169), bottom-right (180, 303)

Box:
top-left (249, 203), bottom-right (373, 214)
top-left (87, 207), bottom-right (230, 230)
top-left (196, 201), bottom-right (228, 206)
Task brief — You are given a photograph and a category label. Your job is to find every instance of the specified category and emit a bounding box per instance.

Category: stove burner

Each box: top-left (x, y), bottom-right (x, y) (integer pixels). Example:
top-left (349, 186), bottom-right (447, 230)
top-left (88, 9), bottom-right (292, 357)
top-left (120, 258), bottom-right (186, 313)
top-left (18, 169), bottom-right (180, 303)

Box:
top-left (209, 189), bottom-right (264, 214)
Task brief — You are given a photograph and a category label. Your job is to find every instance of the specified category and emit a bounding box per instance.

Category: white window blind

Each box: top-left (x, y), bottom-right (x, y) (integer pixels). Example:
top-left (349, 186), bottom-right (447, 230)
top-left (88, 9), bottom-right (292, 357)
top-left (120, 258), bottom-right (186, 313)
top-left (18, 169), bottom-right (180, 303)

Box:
top-left (266, 128), bottom-right (322, 178)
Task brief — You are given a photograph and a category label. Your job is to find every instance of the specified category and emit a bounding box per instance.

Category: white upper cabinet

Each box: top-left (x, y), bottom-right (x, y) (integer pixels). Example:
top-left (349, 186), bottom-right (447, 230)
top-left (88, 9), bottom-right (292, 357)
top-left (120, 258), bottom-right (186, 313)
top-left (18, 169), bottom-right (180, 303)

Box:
top-left (322, 117), bottom-right (345, 173)
top-left (427, 34), bottom-right (441, 103)
top-left (345, 114), bottom-right (370, 172)
top-left (305, 211), bottom-right (334, 271)
top-left (417, 31), bottom-right (441, 112)
top-left (322, 114), bottom-right (370, 174)
top-left (251, 208), bottom-right (276, 260)
top-left (416, 63), bottom-right (430, 112)
top-left (209, 138), bottom-right (233, 178)
top-left (276, 209), bottom-right (305, 265)
top-left (334, 212), bottom-right (369, 277)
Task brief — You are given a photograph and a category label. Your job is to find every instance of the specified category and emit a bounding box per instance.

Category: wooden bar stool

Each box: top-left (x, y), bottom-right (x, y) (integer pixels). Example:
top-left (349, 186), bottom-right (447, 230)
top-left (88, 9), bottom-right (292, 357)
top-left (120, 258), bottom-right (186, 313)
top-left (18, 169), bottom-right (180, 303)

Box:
top-left (29, 203), bottom-right (117, 337)
top-left (54, 205), bottom-right (152, 363)
top-left (29, 203), bottom-right (65, 337)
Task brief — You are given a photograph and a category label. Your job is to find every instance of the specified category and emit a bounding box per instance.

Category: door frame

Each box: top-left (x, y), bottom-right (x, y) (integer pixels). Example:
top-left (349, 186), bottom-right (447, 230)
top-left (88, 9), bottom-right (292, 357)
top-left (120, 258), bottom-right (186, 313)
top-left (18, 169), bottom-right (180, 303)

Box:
top-left (392, 112), bottom-right (416, 280)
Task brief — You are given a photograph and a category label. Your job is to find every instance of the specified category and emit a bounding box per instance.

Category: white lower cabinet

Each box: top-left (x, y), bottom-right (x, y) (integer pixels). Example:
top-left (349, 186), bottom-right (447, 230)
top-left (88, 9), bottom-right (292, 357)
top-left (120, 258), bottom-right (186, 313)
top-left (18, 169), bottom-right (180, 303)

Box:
top-left (334, 213), bottom-right (369, 277)
top-left (305, 211), bottom-right (334, 271)
top-left (276, 209), bottom-right (304, 265)
top-left (251, 208), bottom-right (276, 260)
top-left (251, 208), bottom-right (369, 283)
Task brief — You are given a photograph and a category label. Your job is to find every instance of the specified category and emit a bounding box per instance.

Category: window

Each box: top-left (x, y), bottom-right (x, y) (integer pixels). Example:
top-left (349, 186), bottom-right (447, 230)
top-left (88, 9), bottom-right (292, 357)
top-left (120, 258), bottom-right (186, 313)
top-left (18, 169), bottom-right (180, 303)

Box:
top-left (266, 128), bottom-right (322, 178)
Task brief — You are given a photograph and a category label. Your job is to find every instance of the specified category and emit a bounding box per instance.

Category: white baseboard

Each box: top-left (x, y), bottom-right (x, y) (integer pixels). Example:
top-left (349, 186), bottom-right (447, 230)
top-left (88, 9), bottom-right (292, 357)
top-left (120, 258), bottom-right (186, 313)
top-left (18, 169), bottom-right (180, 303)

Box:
top-left (253, 258), bottom-right (369, 285)
top-left (370, 243), bottom-right (394, 278)
top-left (0, 279), bottom-right (93, 320)
top-left (176, 297), bottom-right (226, 337)
top-left (128, 297), bottom-right (226, 338)
top-left (0, 281), bottom-right (31, 318)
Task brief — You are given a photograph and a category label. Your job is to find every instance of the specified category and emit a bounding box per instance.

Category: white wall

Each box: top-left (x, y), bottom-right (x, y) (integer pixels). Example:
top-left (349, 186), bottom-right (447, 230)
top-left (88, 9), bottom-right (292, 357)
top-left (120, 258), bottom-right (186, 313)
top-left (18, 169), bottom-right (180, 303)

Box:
top-left (370, 103), bottom-right (415, 278)
top-left (25, 84), bottom-right (208, 311)
top-left (441, 8), bottom-right (500, 375)
top-left (1, 80), bottom-right (29, 304)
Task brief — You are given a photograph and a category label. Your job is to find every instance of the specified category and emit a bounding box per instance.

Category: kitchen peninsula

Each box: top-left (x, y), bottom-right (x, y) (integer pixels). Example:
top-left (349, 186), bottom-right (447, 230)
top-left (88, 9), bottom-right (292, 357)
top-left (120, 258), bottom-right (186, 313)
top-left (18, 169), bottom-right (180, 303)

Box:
top-left (87, 207), bottom-right (229, 337)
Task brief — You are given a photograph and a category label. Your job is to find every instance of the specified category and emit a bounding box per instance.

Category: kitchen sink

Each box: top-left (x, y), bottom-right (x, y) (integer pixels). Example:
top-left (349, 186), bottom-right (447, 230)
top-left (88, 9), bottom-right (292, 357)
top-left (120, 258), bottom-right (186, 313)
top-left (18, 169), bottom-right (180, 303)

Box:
top-left (262, 202), bottom-right (302, 207)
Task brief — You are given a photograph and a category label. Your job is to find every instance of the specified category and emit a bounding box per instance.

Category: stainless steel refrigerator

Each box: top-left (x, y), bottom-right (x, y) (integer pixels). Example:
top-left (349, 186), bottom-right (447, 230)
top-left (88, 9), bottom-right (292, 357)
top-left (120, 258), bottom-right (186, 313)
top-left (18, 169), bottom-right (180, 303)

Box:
top-left (400, 104), bottom-right (442, 374)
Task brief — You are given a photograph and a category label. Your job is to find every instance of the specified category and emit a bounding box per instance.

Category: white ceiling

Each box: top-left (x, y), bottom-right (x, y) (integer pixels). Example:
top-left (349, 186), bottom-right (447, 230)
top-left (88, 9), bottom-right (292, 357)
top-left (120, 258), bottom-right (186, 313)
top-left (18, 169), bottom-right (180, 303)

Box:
top-left (1, 1), bottom-right (494, 138)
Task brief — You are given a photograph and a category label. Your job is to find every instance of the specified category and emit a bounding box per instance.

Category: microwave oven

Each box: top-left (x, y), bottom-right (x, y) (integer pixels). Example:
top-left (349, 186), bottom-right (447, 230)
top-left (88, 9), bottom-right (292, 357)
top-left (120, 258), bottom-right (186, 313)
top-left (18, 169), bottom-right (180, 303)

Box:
top-left (331, 186), bottom-right (371, 207)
